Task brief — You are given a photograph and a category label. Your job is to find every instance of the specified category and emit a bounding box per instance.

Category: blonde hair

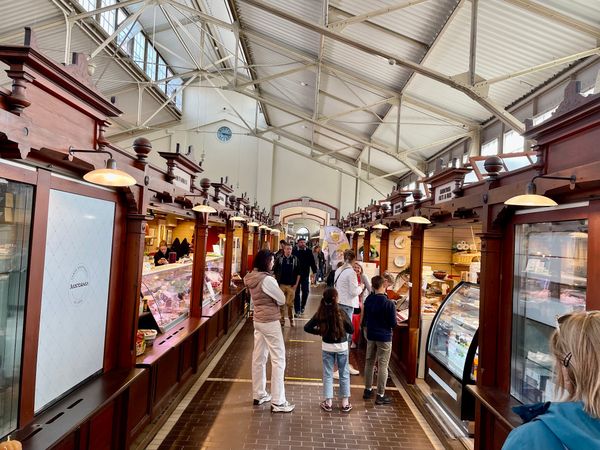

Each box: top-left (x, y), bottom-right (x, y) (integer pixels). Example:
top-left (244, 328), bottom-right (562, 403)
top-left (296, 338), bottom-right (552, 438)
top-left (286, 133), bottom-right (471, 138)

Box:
top-left (551, 311), bottom-right (600, 418)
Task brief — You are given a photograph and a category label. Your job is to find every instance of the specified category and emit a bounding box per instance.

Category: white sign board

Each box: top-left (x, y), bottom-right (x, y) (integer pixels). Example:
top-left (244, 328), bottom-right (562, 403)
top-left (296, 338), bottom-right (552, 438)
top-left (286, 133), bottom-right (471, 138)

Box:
top-left (35, 190), bottom-right (115, 412)
top-left (435, 181), bottom-right (455, 204)
top-left (172, 166), bottom-right (191, 191)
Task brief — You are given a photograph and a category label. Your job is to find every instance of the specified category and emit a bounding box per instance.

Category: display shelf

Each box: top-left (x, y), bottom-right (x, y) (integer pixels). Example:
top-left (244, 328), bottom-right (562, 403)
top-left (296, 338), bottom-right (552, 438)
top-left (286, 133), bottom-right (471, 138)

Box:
top-left (511, 220), bottom-right (588, 404)
top-left (204, 254), bottom-right (224, 308)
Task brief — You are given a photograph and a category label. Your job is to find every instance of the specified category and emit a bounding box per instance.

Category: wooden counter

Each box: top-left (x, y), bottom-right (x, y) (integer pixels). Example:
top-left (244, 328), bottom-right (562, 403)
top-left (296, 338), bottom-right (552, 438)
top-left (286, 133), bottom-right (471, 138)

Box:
top-left (467, 385), bottom-right (521, 449)
top-left (12, 368), bottom-right (146, 450)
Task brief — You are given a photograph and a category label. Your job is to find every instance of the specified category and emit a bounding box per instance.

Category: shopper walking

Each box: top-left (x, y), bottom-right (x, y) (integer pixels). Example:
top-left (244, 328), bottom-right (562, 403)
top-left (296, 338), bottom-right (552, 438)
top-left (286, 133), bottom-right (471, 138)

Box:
top-left (293, 237), bottom-right (317, 316)
top-left (273, 242), bottom-right (299, 327)
top-left (334, 249), bottom-right (363, 375)
top-left (244, 249), bottom-right (295, 413)
top-left (502, 311), bottom-right (600, 449)
top-left (312, 245), bottom-right (325, 284)
top-left (274, 239), bottom-right (287, 259)
top-left (362, 275), bottom-right (397, 405)
top-left (304, 288), bottom-right (354, 413)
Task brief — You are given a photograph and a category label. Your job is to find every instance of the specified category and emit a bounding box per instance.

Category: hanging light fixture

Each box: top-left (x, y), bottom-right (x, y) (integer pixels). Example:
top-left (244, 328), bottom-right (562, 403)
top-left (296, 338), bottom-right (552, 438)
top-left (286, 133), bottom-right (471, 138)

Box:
top-left (247, 220), bottom-right (260, 227)
top-left (406, 209), bottom-right (432, 225)
top-left (354, 227), bottom-right (368, 232)
top-left (372, 223), bottom-right (389, 230)
top-left (230, 214), bottom-right (246, 222)
top-left (259, 224), bottom-right (268, 230)
top-left (192, 199), bottom-right (216, 214)
top-left (69, 147), bottom-right (135, 187)
top-left (345, 229), bottom-right (354, 234)
top-left (504, 175), bottom-right (576, 207)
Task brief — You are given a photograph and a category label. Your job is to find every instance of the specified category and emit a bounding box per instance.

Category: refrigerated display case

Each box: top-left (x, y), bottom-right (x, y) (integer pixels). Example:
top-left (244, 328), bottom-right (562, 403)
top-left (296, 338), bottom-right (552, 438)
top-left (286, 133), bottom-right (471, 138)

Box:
top-left (511, 220), bottom-right (587, 405)
top-left (204, 253), bottom-right (224, 307)
top-left (426, 282), bottom-right (480, 427)
top-left (141, 262), bottom-right (192, 332)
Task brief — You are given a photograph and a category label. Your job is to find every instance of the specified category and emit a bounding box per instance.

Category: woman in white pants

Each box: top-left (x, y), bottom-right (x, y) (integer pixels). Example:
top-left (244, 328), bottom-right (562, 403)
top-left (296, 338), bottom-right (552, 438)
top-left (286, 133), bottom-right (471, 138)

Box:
top-left (244, 249), bottom-right (295, 413)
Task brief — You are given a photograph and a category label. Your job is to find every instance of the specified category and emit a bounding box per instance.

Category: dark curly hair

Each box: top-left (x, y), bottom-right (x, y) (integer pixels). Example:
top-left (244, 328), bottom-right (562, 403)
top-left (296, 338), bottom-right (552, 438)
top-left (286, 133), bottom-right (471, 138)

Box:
top-left (253, 249), bottom-right (273, 272)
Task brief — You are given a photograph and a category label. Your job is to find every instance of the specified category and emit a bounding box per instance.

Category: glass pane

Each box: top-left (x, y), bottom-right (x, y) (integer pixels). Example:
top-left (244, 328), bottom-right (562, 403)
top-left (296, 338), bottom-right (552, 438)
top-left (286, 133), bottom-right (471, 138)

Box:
top-left (99, 0), bottom-right (116, 34)
top-left (427, 283), bottom-right (480, 379)
top-left (503, 130), bottom-right (524, 154)
top-left (511, 220), bottom-right (587, 404)
top-left (481, 138), bottom-right (498, 156)
top-left (145, 44), bottom-right (157, 80)
top-left (503, 156), bottom-right (532, 171)
top-left (0, 180), bottom-right (33, 438)
top-left (133, 33), bottom-right (145, 69)
top-left (204, 254), bottom-right (224, 307)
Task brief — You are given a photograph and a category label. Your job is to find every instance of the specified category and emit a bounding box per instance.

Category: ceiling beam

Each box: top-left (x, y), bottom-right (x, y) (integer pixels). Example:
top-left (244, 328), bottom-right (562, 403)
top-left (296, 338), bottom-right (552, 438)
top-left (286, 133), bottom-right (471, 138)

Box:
top-left (239, 0), bottom-right (525, 134)
top-left (318, 90), bottom-right (385, 122)
top-left (475, 46), bottom-right (600, 88)
top-left (328, 5), bottom-right (429, 50)
top-left (503, 0), bottom-right (600, 39)
top-left (235, 63), bottom-right (315, 88)
top-left (327, 0), bottom-right (431, 30)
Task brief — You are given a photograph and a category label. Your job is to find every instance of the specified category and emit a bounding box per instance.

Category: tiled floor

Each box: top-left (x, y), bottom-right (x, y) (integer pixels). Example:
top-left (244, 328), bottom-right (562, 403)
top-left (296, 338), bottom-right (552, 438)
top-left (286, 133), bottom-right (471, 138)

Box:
top-left (147, 287), bottom-right (444, 450)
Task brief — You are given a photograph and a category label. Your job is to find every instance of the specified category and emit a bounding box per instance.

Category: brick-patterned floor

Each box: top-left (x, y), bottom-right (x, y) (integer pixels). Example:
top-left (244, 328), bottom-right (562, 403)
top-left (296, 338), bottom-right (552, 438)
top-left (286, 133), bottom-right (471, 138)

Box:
top-left (153, 287), bottom-right (437, 450)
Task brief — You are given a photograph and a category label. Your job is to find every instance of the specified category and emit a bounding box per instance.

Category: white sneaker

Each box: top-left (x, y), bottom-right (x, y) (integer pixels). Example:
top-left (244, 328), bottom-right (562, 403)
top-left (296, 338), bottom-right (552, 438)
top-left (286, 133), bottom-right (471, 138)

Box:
top-left (253, 394), bottom-right (271, 405)
top-left (349, 364), bottom-right (360, 375)
top-left (333, 370), bottom-right (339, 379)
top-left (271, 401), bottom-right (295, 413)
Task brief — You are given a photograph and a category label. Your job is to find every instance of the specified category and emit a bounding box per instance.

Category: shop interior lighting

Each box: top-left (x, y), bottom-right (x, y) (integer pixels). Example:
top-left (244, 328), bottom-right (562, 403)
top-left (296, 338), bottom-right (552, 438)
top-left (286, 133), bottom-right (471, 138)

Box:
top-left (69, 147), bottom-right (135, 187)
top-left (505, 175), bottom-right (576, 207)
top-left (259, 224), bottom-right (268, 230)
top-left (354, 227), bottom-right (368, 232)
top-left (406, 209), bottom-right (431, 225)
top-left (247, 220), bottom-right (260, 227)
top-left (191, 199), bottom-right (216, 214)
top-left (372, 223), bottom-right (389, 230)
top-left (345, 229), bottom-right (354, 234)
top-left (230, 214), bottom-right (246, 222)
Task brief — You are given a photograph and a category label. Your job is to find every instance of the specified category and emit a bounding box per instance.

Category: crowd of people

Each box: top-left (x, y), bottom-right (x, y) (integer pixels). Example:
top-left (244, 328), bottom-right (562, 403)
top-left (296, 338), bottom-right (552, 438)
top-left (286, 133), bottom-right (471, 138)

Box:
top-left (244, 242), bottom-right (402, 413)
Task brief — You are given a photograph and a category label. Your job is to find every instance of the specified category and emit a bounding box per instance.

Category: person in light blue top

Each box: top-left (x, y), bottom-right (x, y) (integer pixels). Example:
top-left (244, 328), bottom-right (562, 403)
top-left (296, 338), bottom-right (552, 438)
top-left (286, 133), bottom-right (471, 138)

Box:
top-left (503, 311), bottom-right (600, 449)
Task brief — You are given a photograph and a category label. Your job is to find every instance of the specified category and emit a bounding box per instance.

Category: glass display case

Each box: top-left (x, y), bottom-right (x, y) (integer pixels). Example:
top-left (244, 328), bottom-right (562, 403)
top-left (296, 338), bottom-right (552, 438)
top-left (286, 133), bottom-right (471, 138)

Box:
top-left (426, 282), bottom-right (480, 425)
top-left (0, 180), bottom-right (33, 440)
top-left (204, 254), bottom-right (224, 307)
top-left (511, 220), bottom-right (587, 404)
top-left (141, 262), bottom-right (192, 332)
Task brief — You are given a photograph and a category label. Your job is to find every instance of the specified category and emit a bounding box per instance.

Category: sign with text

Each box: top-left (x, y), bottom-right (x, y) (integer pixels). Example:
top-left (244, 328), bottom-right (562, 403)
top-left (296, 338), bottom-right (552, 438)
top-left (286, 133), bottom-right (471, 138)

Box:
top-left (434, 181), bottom-right (455, 204)
top-left (35, 190), bottom-right (115, 412)
top-left (172, 166), bottom-right (191, 191)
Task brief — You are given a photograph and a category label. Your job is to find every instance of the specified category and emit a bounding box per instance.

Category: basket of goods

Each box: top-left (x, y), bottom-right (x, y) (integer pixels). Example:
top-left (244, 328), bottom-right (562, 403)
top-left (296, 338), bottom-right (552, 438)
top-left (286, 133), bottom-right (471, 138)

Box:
top-left (140, 328), bottom-right (158, 346)
top-left (135, 330), bottom-right (146, 356)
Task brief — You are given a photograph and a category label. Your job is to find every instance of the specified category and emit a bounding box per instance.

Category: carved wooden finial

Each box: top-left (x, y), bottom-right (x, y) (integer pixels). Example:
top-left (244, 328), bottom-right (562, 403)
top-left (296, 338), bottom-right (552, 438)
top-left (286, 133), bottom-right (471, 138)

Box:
top-left (133, 137), bottom-right (152, 161)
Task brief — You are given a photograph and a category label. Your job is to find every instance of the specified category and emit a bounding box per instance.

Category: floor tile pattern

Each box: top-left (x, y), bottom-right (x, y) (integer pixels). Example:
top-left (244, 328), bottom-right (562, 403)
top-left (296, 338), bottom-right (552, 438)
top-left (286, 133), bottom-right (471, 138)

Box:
top-left (153, 287), bottom-right (436, 450)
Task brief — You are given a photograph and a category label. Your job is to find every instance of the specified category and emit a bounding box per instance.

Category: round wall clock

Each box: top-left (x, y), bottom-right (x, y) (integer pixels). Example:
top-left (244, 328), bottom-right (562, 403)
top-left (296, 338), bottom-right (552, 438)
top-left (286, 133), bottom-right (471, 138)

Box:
top-left (217, 126), bottom-right (233, 142)
top-left (394, 236), bottom-right (406, 249)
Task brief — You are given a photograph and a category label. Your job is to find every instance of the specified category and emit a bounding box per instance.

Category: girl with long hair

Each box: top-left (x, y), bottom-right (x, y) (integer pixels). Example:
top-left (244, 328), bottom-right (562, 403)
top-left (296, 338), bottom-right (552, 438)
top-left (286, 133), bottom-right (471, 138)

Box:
top-left (304, 288), bottom-right (354, 412)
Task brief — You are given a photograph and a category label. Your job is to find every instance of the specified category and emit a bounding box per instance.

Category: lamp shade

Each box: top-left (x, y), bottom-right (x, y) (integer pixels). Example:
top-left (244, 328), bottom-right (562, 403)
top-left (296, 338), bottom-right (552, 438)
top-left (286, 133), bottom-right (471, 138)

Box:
top-left (247, 221), bottom-right (260, 227)
top-left (192, 203), bottom-right (216, 213)
top-left (372, 223), bottom-right (388, 230)
top-left (345, 229), bottom-right (353, 234)
top-left (258, 224), bottom-right (268, 229)
top-left (83, 159), bottom-right (136, 187)
top-left (354, 227), bottom-right (368, 232)
top-left (504, 181), bottom-right (558, 207)
top-left (406, 215), bottom-right (431, 225)
top-left (230, 215), bottom-right (246, 222)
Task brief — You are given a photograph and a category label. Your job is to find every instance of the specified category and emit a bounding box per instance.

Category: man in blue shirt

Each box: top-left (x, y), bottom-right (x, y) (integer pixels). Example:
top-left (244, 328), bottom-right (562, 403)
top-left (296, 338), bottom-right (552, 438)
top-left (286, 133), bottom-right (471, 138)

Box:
top-left (362, 275), bottom-right (397, 405)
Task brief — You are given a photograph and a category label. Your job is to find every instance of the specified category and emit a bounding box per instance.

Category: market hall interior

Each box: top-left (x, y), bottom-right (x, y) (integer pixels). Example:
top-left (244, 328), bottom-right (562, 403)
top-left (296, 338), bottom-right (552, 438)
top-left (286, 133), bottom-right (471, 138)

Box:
top-left (1, 0), bottom-right (600, 449)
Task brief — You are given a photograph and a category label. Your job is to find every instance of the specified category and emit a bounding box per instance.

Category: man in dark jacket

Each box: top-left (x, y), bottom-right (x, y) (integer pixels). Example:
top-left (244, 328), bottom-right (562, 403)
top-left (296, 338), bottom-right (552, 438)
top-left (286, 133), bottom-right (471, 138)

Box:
top-left (273, 243), bottom-right (299, 327)
top-left (362, 275), bottom-right (397, 405)
top-left (292, 238), bottom-right (317, 316)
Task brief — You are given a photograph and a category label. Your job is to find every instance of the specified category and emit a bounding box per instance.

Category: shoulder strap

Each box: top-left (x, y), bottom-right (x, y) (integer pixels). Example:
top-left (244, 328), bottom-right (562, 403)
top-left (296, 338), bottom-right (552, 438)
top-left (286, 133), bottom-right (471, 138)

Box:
top-left (334, 267), bottom-right (351, 287)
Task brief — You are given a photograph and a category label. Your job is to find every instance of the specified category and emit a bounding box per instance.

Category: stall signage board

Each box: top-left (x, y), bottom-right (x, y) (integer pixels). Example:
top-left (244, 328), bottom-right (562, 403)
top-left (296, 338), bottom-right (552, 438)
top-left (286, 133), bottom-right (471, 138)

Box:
top-left (35, 190), bottom-right (114, 412)
top-left (434, 181), bottom-right (455, 204)
top-left (173, 166), bottom-right (191, 191)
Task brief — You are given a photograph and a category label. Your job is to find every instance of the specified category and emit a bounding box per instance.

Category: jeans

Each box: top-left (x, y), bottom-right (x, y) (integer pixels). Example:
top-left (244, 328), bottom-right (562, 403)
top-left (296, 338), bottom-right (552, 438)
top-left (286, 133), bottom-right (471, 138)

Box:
top-left (339, 304), bottom-right (354, 345)
top-left (364, 340), bottom-right (392, 396)
top-left (252, 320), bottom-right (287, 405)
top-left (322, 350), bottom-right (350, 399)
top-left (294, 275), bottom-right (310, 313)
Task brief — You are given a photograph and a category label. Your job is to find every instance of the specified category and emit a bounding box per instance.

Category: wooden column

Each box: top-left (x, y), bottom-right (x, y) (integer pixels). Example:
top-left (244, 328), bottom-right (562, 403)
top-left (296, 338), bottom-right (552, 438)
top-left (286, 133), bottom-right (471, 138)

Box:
top-left (363, 231), bottom-right (371, 262)
top-left (223, 220), bottom-right (234, 294)
top-left (252, 228), bottom-right (260, 258)
top-left (477, 230), bottom-right (505, 388)
top-left (117, 212), bottom-right (148, 369)
top-left (352, 232), bottom-right (358, 254)
top-left (406, 224), bottom-right (425, 384)
top-left (190, 212), bottom-right (209, 317)
top-left (240, 223), bottom-right (249, 277)
top-left (379, 229), bottom-right (389, 273)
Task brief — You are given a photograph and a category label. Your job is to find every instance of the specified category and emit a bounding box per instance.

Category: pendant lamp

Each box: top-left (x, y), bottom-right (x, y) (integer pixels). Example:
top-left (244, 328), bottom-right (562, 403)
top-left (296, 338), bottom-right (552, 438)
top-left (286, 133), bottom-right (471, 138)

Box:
top-left (69, 147), bottom-right (135, 187)
top-left (504, 175), bottom-right (576, 207)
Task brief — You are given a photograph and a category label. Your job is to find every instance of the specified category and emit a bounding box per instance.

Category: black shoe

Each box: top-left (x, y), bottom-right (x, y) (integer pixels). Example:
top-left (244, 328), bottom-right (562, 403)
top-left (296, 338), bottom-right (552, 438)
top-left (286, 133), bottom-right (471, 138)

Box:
top-left (363, 389), bottom-right (373, 400)
top-left (301, 308), bottom-right (305, 315)
top-left (375, 395), bottom-right (392, 405)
